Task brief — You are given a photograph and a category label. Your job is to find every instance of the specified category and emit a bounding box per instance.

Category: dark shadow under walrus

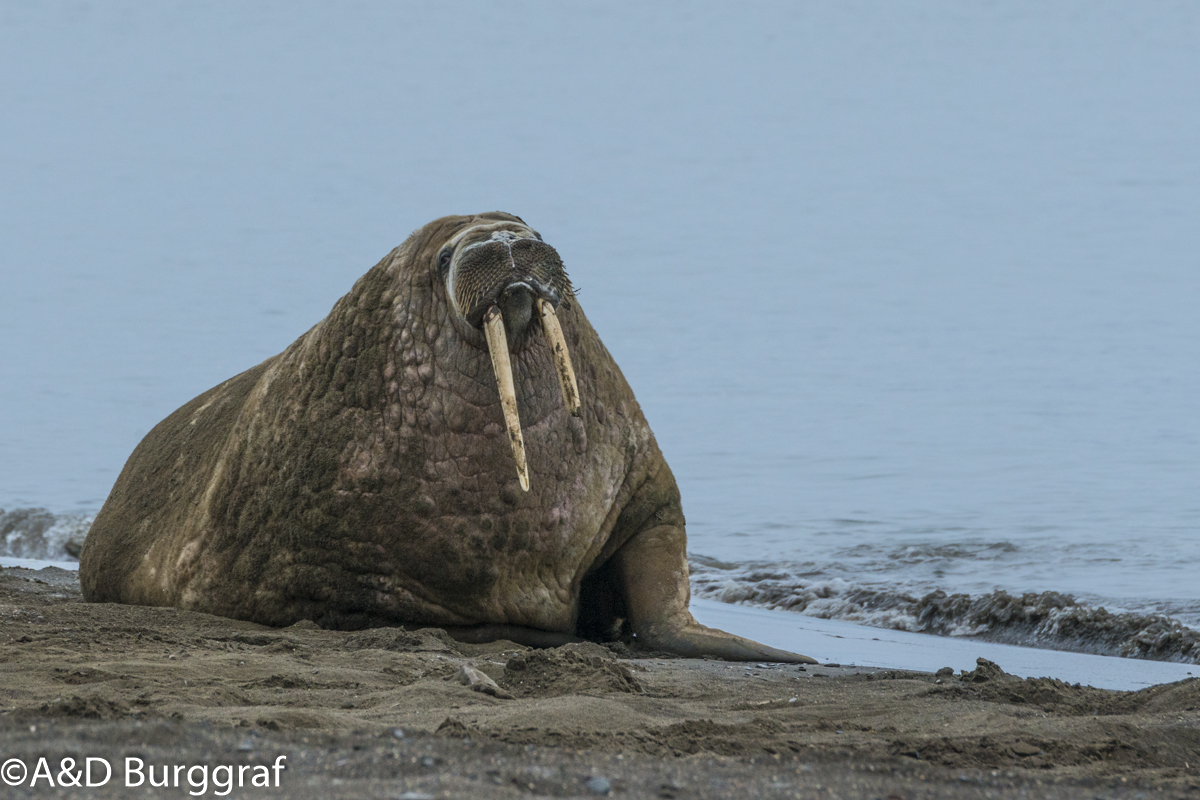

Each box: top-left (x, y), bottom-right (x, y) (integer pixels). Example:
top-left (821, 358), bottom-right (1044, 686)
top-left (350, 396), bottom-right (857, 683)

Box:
top-left (80, 213), bottom-right (814, 663)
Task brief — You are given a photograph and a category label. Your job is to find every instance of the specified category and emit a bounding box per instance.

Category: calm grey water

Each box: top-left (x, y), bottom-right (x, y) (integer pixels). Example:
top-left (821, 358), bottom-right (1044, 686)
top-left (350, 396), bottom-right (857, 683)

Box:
top-left (3, 3), bottom-right (1198, 628)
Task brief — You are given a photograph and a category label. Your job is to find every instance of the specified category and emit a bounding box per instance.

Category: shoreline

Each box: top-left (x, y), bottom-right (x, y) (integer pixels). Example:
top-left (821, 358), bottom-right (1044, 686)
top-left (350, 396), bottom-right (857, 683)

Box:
top-left (691, 599), bottom-right (1197, 691)
top-left (5, 557), bottom-right (1195, 689)
top-left (2, 565), bottom-right (1198, 798)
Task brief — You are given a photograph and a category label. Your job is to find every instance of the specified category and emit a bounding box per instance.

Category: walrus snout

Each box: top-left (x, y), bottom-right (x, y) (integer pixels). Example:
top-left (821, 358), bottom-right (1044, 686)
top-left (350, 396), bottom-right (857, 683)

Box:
top-left (447, 232), bottom-right (571, 330)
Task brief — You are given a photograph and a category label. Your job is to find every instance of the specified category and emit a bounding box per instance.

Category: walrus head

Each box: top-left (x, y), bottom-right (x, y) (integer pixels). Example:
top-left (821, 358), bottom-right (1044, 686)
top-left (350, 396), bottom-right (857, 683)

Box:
top-left (437, 218), bottom-right (581, 492)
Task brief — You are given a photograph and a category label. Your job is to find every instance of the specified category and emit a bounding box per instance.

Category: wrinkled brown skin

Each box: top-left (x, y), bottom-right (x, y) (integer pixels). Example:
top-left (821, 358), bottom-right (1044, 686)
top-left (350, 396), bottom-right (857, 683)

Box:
top-left (80, 213), bottom-right (814, 663)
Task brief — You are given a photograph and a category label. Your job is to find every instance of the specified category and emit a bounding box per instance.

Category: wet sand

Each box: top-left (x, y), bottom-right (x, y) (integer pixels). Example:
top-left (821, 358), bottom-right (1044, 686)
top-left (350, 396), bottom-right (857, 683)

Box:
top-left (1, 566), bottom-right (1198, 799)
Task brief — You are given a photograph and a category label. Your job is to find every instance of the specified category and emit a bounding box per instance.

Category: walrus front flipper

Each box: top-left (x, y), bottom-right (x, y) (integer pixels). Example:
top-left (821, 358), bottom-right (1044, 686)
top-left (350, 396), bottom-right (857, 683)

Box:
top-left (612, 524), bottom-right (818, 664)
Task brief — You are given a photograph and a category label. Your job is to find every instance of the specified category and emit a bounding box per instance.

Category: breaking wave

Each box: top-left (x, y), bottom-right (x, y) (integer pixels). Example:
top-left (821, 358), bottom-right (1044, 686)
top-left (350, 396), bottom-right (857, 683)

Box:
top-left (688, 556), bottom-right (1200, 665)
top-left (0, 507), bottom-right (92, 562)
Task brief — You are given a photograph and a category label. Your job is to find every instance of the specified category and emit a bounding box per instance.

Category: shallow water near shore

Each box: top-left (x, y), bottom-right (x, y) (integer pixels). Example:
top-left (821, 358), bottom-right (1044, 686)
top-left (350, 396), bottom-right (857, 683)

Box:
top-left (2, 4), bottom-right (1198, 660)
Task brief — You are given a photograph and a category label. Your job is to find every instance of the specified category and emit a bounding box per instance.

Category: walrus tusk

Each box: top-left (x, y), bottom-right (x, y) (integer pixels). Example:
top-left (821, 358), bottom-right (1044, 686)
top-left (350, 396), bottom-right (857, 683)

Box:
top-left (483, 305), bottom-right (530, 492)
top-left (537, 299), bottom-right (581, 417)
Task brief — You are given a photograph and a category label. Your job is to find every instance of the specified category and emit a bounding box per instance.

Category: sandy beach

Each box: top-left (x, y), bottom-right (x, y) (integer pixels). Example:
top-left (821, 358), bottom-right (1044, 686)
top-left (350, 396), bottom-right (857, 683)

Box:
top-left (1, 565), bottom-right (1197, 799)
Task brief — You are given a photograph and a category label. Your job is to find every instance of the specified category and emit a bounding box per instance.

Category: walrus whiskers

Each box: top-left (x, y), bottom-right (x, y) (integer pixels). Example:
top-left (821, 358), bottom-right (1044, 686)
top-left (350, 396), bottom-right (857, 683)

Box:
top-left (483, 304), bottom-right (530, 492)
top-left (537, 299), bottom-right (581, 417)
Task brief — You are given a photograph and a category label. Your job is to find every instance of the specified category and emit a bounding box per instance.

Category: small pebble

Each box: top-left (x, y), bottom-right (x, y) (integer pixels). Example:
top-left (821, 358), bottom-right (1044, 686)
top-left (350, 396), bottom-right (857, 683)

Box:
top-left (788, 697), bottom-right (798, 703)
top-left (420, 756), bottom-right (436, 768)
top-left (392, 728), bottom-right (405, 739)
top-left (236, 738), bottom-right (255, 752)
top-left (585, 776), bottom-right (611, 795)
top-left (824, 663), bottom-right (841, 668)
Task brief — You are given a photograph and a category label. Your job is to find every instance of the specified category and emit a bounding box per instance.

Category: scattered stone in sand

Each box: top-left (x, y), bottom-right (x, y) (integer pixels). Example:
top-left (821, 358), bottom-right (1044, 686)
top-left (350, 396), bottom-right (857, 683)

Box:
top-left (501, 642), bottom-right (643, 698)
top-left (959, 657), bottom-right (1008, 683)
top-left (458, 663), bottom-right (515, 699)
top-left (584, 775), bottom-right (612, 794)
top-left (1010, 741), bottom-right (1042, 756)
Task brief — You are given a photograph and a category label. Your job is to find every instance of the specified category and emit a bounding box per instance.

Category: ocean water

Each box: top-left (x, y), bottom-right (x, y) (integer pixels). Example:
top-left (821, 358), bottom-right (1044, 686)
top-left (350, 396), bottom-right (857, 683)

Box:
top-left (2, 3), bottom-right (1198, 661)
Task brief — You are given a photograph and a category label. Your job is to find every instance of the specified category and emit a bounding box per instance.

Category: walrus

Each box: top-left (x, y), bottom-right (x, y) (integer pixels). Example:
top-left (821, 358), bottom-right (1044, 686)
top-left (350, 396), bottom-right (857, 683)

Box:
top-left (80, 213), bottom-right (814, 663)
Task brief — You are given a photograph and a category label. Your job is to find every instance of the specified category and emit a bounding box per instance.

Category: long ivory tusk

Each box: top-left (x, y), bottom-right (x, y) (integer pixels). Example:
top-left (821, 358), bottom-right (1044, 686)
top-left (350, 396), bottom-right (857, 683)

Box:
top-left (537, 299), bottom-right (581, 417)
top-left (483, 305), bottom-right (530, 492)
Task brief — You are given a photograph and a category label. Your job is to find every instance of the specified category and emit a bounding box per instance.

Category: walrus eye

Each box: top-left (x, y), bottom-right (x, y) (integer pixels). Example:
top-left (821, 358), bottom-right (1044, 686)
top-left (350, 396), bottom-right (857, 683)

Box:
top-left (437, 248), bottom-right (453, 276)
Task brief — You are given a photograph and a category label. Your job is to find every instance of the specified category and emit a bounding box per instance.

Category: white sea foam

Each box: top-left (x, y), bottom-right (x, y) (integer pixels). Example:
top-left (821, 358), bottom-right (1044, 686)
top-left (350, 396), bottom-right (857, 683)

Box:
top-left (0, 508), bottom-right (90, 562)
top-left (688, 556), bottom-right (1200, 665)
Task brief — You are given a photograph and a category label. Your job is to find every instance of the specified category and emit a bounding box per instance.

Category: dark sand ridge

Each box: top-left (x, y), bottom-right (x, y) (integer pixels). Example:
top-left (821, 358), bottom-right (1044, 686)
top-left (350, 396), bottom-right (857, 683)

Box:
top-left (2, 566), bottom-right (1198, 799)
